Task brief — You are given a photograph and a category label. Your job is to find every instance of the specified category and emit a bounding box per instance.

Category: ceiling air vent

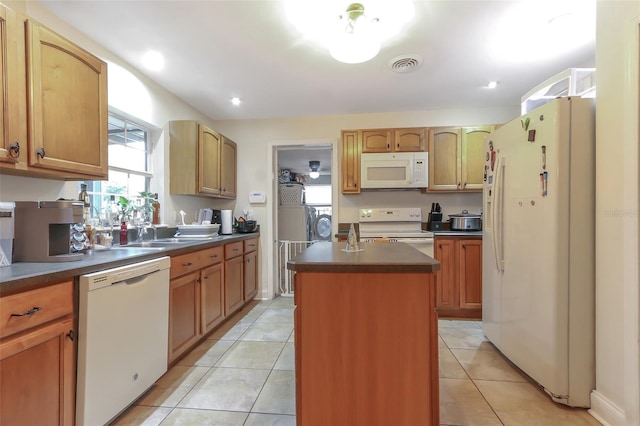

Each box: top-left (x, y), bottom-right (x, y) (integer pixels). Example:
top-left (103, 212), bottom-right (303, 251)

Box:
top-left (389, 55), bottom-right (423, 73)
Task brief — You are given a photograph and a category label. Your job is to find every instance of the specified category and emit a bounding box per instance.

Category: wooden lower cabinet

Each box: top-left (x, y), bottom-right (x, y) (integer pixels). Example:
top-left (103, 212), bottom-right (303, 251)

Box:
top-left (225, 253), bottom-right (244, 316)
top-left (435, 237), bottom-right (482, 318)
top-left (0, 281), bottom-right (75, 426)
top-left (169, 271), bottom-right (202, 362)
top-left (169, 240), bottom-right (258, 363)
top-left (201, 262), bottom-right (225, 334)
top-left (294, 271), bottom-right (439, 425)
top-left (243, 238), bottom-right (258, 301)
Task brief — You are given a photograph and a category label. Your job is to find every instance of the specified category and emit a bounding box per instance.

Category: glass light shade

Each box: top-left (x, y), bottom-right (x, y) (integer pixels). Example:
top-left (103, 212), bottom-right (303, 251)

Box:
top-left (309, 171), bottom-right (320, 179)
top-left (284, 0), bottom-right (415, 63)
top-left (329, 31), bottom-right (380, 64)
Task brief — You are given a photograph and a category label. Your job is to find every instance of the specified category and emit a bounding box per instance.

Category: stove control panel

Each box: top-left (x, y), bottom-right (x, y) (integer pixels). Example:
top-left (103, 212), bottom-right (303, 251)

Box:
top-left (359, 208), bottom-right (422, 222)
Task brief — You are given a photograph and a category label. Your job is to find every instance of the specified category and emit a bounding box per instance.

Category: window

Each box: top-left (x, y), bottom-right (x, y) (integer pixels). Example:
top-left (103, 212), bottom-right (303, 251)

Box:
top-left (81, 112), bottom-right (155, 223)
top-left (304, 185), bottom-right (332, 216)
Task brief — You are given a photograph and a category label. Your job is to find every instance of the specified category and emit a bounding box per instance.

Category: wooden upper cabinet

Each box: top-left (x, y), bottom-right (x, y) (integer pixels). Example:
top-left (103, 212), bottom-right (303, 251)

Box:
top-left (428, 126), bottom-right (494, 192)
top-left (26, 20), bottom-right (108, 178)
top-left (170, 120), bottom-right (237, 199)
top-left (428, 127), bottom-right (461, 191)
top-left (395, 127), bottom-right (426, 151)
top-left (361, 129), bottom-right (392, 152)
top-left (341, 131), bottom-right (361, 193)
top-left (361, 128), bottom-right (426, 153)
top-left (220, 137), bottom-right (237, 199)
top-left (198, 125), bottom-right (222, 195)
top-left (0, 5), bottom-right (27, 166)
top-left (461, 126), bottom-right (494, 190)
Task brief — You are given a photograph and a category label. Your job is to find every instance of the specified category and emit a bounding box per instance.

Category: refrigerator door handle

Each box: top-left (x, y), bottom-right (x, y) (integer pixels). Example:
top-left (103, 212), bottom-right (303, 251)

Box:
top-left (492, 156), bottom-right (505, 271)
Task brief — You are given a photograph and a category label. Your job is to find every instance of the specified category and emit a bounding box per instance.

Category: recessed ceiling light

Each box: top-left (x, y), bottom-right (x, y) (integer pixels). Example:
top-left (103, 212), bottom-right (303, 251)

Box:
top-left (141, 50), bottom-right (164, 71)
top-left (231, 97), bottom-right (241, 106)
top-left (487, 81), bottom-right (498, 89)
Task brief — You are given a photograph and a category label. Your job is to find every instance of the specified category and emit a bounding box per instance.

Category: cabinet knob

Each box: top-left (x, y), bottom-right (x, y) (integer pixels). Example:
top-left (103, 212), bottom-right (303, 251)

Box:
top-left (11, 306), bottom-right (41, 317)
top-left (36, 147), bottom-right (46, 158)
top-left (463, 181), bottom-right (467, 188)
top-left (8, 142), bottom-right (20, 158)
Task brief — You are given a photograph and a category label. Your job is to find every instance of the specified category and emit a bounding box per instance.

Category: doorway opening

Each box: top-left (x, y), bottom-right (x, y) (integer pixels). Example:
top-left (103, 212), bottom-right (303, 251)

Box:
top-left (264, 139), bottom-right (338, 300)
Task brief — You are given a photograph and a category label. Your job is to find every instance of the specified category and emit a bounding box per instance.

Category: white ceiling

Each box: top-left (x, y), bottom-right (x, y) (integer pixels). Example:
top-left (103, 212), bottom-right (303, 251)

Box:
top-left (37, 0), bottom-right (596, 123)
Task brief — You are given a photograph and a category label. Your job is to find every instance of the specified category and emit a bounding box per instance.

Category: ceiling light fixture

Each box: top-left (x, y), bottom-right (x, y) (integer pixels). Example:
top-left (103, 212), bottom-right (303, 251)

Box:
top-left (285, 0), bottom-right (415, 64)
top-left (487, 81), bottom-right (498, 89)
top-left (309, 160), bottom-right (320, 179)
top-left (231, 97), bottom-right (241, 106)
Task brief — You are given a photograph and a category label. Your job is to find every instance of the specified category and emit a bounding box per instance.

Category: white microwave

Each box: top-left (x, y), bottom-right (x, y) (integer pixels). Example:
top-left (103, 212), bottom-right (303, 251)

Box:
top-left (360, 152), bottom-right (428, 189)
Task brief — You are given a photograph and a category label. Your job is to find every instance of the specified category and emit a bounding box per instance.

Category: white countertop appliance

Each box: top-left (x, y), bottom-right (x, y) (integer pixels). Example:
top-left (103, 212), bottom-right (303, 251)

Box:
top-left (358, 207), bottom-right (434, 257)
top-left (76, 257), bottom-right (170, 425)
top-left (483, 97), bottom-right (595, 407)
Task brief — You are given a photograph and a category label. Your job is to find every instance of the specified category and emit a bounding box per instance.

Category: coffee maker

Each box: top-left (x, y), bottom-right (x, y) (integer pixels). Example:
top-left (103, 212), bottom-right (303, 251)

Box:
top-left (14, 201), bottom-right (85, 262)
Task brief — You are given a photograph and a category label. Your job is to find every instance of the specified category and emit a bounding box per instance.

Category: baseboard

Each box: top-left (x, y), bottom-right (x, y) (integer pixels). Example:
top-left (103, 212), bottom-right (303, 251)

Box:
top-left (589, 390), bottom-right (626, 426)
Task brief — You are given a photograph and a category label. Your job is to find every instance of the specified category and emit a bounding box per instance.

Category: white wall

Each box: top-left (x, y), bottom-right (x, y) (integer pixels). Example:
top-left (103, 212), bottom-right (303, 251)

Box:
top-left (590, 1), bottom-right (640, 425)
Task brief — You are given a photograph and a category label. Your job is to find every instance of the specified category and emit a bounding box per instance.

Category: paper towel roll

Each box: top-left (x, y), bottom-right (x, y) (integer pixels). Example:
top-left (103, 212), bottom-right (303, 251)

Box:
top-left (221, 210), bottom-right (233, 235)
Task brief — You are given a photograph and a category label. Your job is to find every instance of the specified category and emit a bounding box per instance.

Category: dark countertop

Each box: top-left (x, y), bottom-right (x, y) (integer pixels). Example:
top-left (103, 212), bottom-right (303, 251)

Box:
top-left (0, 232), bottom-right (259, 295)
top-left (433, 231), bottom-right (483, 237)
top-left (287, 242), bottom-right (440, 273)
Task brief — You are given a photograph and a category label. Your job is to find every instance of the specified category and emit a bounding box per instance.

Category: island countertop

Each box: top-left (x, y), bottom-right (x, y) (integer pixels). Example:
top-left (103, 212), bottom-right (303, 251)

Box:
top-left (287, 241), bottom-right (440, 273)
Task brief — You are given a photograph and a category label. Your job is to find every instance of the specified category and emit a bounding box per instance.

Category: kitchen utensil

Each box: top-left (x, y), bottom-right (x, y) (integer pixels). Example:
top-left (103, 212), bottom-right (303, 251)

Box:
top-left (448, 210), bottom-right (482, 231)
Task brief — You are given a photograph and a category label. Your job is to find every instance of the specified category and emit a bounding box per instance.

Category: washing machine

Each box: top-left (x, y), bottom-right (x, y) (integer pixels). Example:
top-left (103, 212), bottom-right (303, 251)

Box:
top-left (312, 214), bottom-right (332, 241)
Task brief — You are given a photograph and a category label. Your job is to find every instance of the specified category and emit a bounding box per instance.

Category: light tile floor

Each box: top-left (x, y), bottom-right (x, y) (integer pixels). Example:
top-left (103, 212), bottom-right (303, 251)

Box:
top-left (112, 297), bottom-right (600, 426)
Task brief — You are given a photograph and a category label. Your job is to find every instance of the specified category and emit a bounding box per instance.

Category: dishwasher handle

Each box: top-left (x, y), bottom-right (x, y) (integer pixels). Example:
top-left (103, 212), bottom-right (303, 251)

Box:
top-left (117, 268), bottom-right (161, 286)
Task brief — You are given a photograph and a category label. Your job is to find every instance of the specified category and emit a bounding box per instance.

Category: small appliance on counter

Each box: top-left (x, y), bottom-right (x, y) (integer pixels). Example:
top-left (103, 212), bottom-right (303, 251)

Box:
top-left (14, 200), bottom-right (85, 262)
top-left (448, 210), bottom-right (482, 231)
top-left (427, 202), bottom-right (444, 231)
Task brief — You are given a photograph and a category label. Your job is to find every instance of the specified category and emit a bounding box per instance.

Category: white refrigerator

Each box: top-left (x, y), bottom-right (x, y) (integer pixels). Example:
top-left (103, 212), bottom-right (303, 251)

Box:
top-left (482, 97), bottom-right (595, 407)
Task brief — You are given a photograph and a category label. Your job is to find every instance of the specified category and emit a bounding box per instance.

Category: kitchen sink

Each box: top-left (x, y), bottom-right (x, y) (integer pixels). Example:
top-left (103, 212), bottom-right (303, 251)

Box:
top-left (109, 245), bottom-right (166, 251)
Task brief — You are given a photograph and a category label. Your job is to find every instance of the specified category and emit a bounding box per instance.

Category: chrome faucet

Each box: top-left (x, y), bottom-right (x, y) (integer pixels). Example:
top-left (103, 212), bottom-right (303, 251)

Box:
top-left (136, 223), bottom-right (157, 242)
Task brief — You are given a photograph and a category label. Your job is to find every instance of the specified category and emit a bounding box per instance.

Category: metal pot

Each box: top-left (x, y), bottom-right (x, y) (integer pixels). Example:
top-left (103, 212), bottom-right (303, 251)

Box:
top-left (448, 210), bottom-right (482, 231)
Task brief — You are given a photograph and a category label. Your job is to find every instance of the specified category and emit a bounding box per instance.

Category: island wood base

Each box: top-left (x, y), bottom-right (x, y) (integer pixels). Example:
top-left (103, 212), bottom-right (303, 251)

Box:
top-left (294, 271), bottom-right (439, 426)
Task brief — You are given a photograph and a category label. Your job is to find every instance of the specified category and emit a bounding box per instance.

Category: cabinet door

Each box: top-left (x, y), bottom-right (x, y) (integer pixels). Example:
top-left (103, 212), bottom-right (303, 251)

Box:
top-left (201, 263), bottom-right (225, 334)
top-left (361, 129), bottom-right (392, 152)
top-left (169, 272), bottom-right (201, 362)
top-left (0, 317), bottom-right (75, 426)
top-left (428, 127), bottom-right (461, 191)
top-left (458, 239), bottom-right (482, 310)
top-left (395, 128), bottom-right (426, 152)
top-left (220, 137), bottom-right (237, 199)
top-left (244, 250), bottom-right (258, 301)
top-left (461, 126), bottom-right (494, 191)
top-left (434, 238), bottom-right (457, 310)
top-left (0, 5), bottom-right (27, 167)
top-left (198, 124), bottom-right (222, 195)
top-left (225, 256), bottom-right (244, 316)
top-left (341, 131), bottom-right (361, 193)
top-left (26, 21), bottom-right (108, 178)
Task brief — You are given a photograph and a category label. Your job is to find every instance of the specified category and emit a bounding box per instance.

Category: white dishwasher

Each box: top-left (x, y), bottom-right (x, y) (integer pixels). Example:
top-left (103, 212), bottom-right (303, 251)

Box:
top-left (76, 256), bottom-right (170, 426)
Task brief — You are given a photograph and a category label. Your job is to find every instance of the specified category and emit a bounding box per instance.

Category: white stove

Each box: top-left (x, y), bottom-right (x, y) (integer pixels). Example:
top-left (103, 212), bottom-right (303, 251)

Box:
top-left (359, 208), bottom-right (434, 257)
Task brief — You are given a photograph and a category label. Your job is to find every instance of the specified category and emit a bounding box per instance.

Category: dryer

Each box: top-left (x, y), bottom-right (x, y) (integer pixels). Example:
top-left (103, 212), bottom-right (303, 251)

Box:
top-left (312, 214), bottom-right (332, 241)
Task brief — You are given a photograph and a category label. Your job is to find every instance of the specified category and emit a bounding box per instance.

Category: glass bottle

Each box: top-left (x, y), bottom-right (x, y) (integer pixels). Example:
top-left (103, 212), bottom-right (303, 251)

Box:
top-left (120, 221), bottom-right (128, 245)
top-left (152, 193), bottom-right (160, 225)
top-left (78, 183), bottom-right (91, 223)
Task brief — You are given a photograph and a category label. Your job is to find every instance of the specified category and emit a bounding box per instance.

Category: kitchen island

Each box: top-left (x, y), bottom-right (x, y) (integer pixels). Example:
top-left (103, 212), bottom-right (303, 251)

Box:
top-left (287, 242), bottom-right (440, 426)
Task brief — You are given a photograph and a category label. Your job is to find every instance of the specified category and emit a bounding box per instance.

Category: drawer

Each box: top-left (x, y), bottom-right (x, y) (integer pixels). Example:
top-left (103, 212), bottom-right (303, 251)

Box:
top-left (244, 238), bottom-right (258, 253)
top-left (200, 246), bottom-right (224, 266)
top-left (225, 241), bottom-right (244, 259)
top-left (171, 251), bottom-right (206, 278)
top-left (0, 281), bottom-right (73, 339)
